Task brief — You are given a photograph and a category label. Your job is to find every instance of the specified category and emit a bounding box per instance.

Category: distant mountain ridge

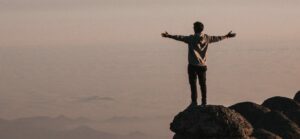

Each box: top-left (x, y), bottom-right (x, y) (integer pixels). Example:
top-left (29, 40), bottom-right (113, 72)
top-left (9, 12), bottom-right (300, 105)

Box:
top-left (0, 115), bottom-right (151, 139)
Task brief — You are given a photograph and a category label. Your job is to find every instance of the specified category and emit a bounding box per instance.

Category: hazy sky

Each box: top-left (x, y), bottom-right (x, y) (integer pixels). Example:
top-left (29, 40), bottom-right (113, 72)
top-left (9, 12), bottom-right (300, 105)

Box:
top-left (1, 0), bottom-right (300, 47)
top-left (0, 0), bottom-right (300, 138)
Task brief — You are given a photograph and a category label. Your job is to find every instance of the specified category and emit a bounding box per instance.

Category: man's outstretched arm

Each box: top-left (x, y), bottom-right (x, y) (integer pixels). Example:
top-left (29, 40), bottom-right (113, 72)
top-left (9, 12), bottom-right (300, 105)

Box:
top-left (208, 31), bottom-right (236, 43)
top-left (161, 32), bottom-right (189, 43)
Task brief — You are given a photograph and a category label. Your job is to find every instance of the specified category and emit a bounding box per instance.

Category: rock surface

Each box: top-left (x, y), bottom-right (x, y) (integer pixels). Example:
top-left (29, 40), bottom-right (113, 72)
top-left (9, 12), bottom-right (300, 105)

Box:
top-left (256, 111), bottom-right (300, 139)
top-left (170, 92), bottom-right (300, 139)
top-left (229, 102), bottom-right (270, 127)
top-left (294, 91), bottom-right (300, 103)
top-left (262, 96), bottom-right (300, 126)
top-left (262, 96), bottom-right (300, 112)
top-left (285, 109), bottom-right (300, 126)
top-left (170, 105), bottom-right (253, 139)
top-left (251, 129), bottom-right (282, 139)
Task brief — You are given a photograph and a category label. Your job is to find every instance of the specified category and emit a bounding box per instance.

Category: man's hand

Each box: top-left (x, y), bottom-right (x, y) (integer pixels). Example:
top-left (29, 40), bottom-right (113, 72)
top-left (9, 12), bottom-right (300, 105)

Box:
top-left (225, 31), bottom-right (236, 38)
top-left (161, 32), bottom-right (169, 38)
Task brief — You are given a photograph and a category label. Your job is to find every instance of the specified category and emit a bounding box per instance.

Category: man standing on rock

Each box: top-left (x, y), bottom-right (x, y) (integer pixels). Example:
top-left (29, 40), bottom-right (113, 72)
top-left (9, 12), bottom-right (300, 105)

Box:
top-left (161, 21), bottom-right (236, 106)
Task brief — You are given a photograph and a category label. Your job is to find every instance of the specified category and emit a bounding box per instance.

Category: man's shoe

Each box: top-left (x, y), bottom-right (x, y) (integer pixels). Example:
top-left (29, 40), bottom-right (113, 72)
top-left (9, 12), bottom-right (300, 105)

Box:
top-left (200, 103), bottom-right (206, 107)
top-left (187, 101), bottom-right (198, 109)
top-left (191, 101), bottom-right (198, 106)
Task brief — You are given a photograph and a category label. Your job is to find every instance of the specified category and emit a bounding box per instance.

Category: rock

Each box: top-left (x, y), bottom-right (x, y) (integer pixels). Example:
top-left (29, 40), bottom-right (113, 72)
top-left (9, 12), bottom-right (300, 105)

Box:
top-left (170, 105), bottom-right (253, 139)
top-left (262, 96), bottom-right (300, 126)
top-left (251, 129), bottom-right (282, 139)
top-left (173, 134), bottom-right (252, 139)
top-left (294, 91), bottom-right (300, 103)
top-left (229, 102), bottom-right (270, 127)
top-left (285, 109), bottom-right (300, 126)
top-left (256, 111), bottom-right (300, 139)
top-left (262, 96), bottom-right (300, 113)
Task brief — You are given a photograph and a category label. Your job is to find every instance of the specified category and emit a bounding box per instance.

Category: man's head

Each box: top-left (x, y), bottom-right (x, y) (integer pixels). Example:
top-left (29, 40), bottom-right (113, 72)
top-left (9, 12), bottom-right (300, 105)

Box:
top-left (194, 21), bottom-right (204, 34)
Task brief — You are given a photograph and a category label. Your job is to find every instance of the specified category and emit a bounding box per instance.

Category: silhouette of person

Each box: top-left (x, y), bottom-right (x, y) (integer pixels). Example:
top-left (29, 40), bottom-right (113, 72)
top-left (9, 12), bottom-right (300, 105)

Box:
top-left (161, 21), bottom-right (236, 106)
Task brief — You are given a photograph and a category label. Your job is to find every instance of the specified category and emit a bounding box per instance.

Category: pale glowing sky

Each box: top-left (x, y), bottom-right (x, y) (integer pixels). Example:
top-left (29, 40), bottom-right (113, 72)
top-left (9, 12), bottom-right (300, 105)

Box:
top-left (1, 0), bottom-right (300, 47)
top-left (0, 0), bottom-right (300, 138)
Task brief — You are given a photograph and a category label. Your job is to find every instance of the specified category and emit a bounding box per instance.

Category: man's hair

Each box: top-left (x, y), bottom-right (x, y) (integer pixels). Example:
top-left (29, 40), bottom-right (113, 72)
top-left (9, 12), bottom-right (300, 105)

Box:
top-left (193, 21), bottom-right (204, 33)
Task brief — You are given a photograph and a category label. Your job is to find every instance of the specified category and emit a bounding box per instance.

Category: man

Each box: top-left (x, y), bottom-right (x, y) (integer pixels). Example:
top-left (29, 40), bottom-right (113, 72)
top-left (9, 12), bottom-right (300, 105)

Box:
top-left (161, 21), bottom-right (236, 106)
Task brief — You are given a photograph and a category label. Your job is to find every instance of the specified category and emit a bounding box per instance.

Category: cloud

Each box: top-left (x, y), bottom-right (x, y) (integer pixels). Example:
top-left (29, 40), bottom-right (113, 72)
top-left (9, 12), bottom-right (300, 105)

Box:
top-left (76, 96), bottom-right (114, 103)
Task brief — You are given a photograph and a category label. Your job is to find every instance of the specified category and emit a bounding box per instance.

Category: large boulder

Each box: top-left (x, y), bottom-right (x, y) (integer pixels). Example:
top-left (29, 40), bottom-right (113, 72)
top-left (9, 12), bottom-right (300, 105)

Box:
top-left (229, 102), bottom-right (270, 127)
top-left (262, 96), bottom-right (300, 126)
top-left (170, 105), bottom-right (253, 139)
top-left (256, 111), bottom-right (300, 139)
top-left (262, 96), bottom-right (300, 113)
top-left (294, 91), bottom-right (300, 103)
top-left (251, 129), bottom-right (282, 139)
top-left (285, 109), bottom-right (300, 126)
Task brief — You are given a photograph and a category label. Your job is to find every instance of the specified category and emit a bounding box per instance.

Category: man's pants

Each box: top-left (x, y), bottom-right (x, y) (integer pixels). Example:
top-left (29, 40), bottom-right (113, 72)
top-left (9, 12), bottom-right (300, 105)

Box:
top-left (188, 64), bottom-right (207, 105)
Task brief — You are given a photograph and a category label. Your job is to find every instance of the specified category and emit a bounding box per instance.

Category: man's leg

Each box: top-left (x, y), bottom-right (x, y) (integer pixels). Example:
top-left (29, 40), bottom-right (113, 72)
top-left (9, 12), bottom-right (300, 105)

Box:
top-left (188, 64), bottom-right (197, 104)
top-left (198, 66), bottom-right (207, 105)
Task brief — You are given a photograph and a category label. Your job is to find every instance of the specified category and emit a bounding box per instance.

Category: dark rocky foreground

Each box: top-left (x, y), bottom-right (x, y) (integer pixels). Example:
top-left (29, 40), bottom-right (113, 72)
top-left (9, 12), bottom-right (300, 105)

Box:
top-left (170, 91), bottom-right (300, 139)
